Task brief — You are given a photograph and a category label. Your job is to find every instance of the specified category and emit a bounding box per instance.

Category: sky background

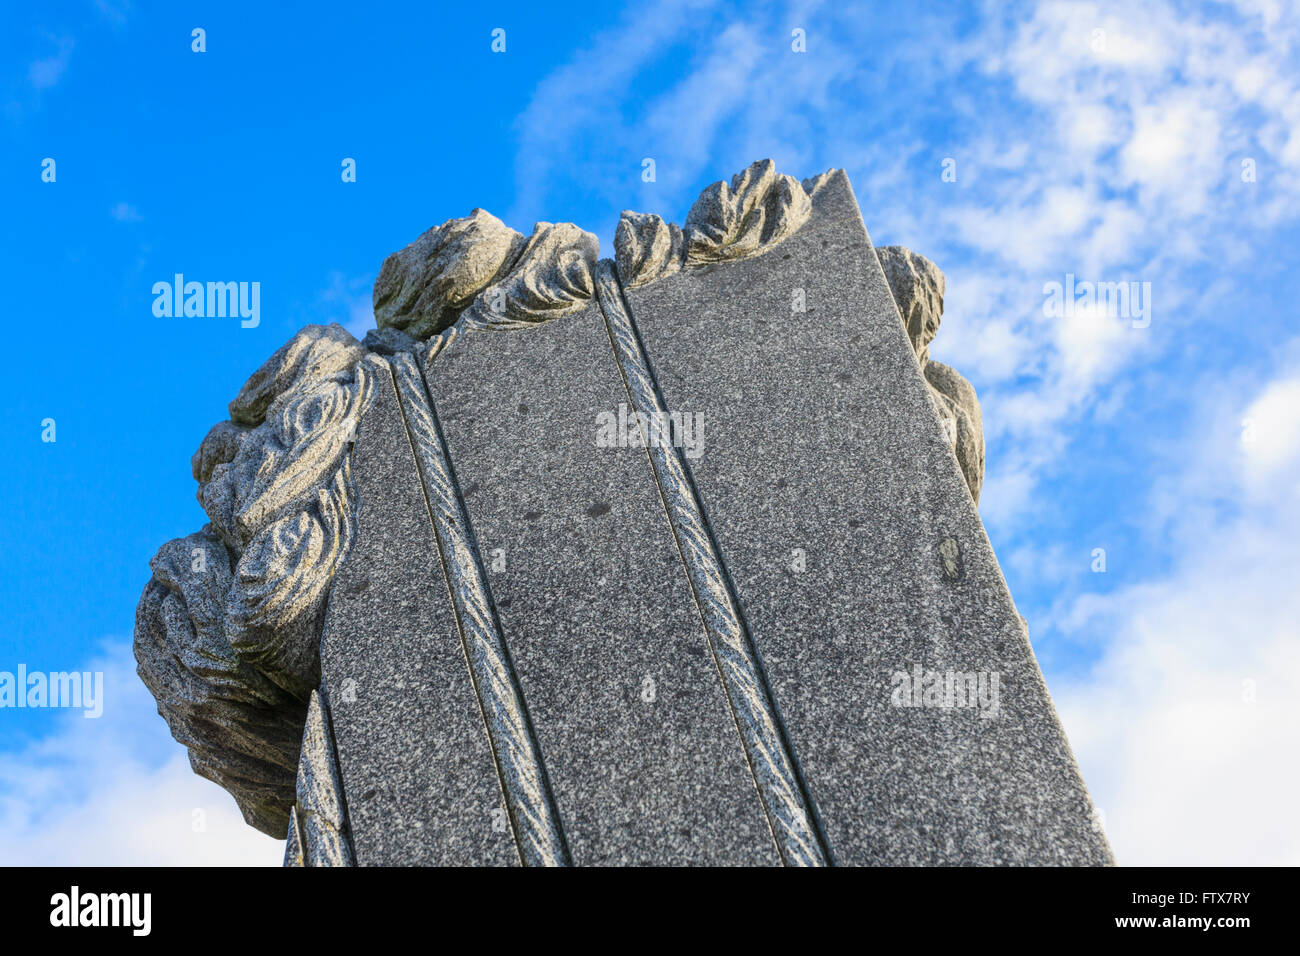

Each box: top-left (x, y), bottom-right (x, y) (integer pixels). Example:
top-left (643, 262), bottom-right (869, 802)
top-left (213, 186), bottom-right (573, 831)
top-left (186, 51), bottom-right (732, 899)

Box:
top-left (2, 0), bottom-right (1298, 865)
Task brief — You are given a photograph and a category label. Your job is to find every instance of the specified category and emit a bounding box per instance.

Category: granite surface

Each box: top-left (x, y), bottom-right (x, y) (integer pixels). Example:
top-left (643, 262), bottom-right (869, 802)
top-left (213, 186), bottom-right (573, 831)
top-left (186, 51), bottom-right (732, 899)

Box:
top-left (318, 360), bottom-right (518, 865)
top-left (283, 690), bottom-right (354, 866)
top-left (425, 301), bottom-right (778, 865)
top-left (134, 324), bottom-right (376, 837)
top-left (139, 159), bottom-right (1111, 866)
top-left (389, 350), bottom-right (569, 866)
top-left (623, 169), bottom-right (1112, 865)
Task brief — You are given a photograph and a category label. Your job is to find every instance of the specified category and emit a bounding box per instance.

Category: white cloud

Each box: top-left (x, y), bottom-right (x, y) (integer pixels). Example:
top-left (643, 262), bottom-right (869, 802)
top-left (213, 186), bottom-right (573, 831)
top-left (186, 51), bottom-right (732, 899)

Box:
top-left (977, 464), bottom-right (1039, 532)
top-left (1055, 542), bottom-right (1300, 865)
top-left (1, 753), bottom-right (285, 866)
top-left (0, 642), bottom-right (282, 866)
top-left (1052, 363), bottom-right (1300, 864)
top-left (911, 0), bottom-right (1300, 522)
top-left (1241, 376), bottom-right (1300, 483)
top-left (1053, 305), bottom-right (1135, 385)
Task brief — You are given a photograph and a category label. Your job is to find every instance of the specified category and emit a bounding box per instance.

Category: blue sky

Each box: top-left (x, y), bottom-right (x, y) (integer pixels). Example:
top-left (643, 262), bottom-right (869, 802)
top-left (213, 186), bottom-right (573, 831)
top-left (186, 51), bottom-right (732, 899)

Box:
top-left (2, 0), bottom-right (1298, 865)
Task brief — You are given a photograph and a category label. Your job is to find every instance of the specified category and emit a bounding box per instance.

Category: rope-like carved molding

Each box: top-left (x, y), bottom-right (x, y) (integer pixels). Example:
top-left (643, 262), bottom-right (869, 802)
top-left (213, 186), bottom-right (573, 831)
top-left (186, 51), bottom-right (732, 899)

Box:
top-left (284, 690), bottom-right (355, 866)
top-left (615, 159), bottom-right (813, 288)
top-left (593, 260), bottom-right (829, 867)
top-left (134, 324), bottom-right (382, 837)
top-left (388, 351), bottom-right (571, 868)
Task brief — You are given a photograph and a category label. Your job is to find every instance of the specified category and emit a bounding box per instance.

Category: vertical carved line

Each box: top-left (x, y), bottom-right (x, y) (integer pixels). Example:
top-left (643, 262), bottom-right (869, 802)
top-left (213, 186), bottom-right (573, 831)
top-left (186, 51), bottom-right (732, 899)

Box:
top-left (594, 259), bottom-right (830, 867)
top-left (284, 689), bottom-right (355, 866)
top-left (389, 352), bottom-right (570, 867)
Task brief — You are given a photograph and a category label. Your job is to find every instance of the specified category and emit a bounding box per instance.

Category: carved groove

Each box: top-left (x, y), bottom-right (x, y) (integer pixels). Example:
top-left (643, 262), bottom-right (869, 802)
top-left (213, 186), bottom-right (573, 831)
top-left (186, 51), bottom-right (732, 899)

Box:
top-left (284, 806), bottom-right (305, 867)
top-left (388, 351), bottom-right (570, 867)
top-left (594, 260), bottom-right (829, 867)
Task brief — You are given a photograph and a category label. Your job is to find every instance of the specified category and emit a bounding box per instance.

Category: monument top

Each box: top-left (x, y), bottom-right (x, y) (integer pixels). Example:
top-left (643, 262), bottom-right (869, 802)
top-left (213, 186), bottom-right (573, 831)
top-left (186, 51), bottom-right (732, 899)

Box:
top-left (135, 160), bottom-right (1111, 866)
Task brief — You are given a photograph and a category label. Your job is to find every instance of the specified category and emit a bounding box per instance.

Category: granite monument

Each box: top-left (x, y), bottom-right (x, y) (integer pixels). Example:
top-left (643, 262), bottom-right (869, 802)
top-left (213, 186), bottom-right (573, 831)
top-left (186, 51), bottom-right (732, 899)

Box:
top-left (134, 160), bottom-right (1112, 866)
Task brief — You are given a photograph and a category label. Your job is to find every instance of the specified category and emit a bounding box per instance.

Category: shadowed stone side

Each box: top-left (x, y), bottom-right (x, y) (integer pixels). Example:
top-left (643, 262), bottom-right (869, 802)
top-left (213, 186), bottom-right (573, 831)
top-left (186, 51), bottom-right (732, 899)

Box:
top-left (135, 531), bottom-right (305, 836)
top-left (877, 246), bottom-right (945, 365)
top-left (924, 360), bottom-right (985, 504)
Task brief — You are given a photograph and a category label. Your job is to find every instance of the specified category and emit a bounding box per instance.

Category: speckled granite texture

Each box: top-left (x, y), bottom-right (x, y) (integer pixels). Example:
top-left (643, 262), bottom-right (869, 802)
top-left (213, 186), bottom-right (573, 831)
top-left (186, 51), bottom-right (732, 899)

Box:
top-left (296, 163), bottom-right (1110, 866)
top-left (319, 366), bottom-right (519, 866)
top-left (624, 170), bottom-right (1111, 865)
top-left (426, 303), bottom-right (777, 865)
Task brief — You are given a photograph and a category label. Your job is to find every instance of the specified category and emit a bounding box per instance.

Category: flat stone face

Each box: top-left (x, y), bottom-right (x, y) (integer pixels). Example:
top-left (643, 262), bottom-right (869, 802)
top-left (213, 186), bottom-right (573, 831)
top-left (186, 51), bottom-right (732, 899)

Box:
top-left (625, 171), bottom-right (1111, 865)
top-left (426, 303), bottom-right (778, 865)
top-left (319, 365), bottom-right (518, 866)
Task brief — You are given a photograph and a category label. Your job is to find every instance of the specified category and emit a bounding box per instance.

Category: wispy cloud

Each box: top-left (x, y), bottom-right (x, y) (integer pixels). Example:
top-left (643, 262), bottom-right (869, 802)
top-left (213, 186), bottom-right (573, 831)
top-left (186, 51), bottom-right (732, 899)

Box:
top-left (0, 642), bottom-right (282, 865)
top-left (28, 36), bottom-right (74, 91)
top-left (94, 0), bottom-right (132, 27)
top-left (317, 271), bottom-right (375, 339)
top-left (505, 0), bottom-right (1300, 864)
top-left (1052, 357), bottom-right (1300, 864)
top-left (508, 0), bottom-right (732, 232)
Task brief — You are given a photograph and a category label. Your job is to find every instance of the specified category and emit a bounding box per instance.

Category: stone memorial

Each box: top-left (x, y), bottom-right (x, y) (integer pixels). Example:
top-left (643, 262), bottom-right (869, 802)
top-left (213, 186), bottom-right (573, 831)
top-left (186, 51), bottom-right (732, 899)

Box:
top-left (134, 160), bottom-right (1113, 866)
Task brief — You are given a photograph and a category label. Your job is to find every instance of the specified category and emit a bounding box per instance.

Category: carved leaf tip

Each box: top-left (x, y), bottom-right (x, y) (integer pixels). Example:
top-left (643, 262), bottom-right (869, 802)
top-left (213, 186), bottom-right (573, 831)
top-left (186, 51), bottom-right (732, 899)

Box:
top-left (615, 159), bottom-right (816, 287)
